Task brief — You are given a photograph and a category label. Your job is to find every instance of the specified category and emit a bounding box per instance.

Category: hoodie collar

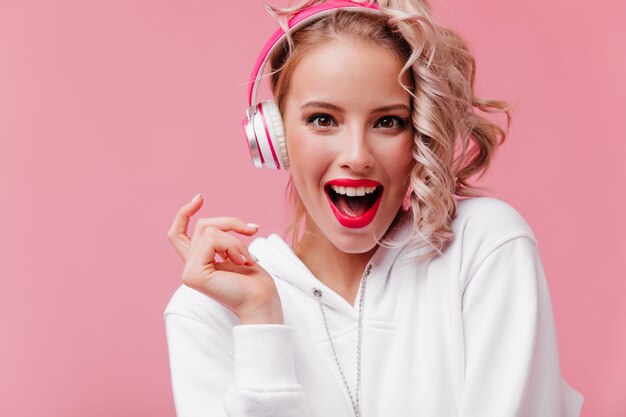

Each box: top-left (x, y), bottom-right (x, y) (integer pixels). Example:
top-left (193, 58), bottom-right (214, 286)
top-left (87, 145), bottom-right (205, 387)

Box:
top-left (248, 219), bottom-right (414, 314)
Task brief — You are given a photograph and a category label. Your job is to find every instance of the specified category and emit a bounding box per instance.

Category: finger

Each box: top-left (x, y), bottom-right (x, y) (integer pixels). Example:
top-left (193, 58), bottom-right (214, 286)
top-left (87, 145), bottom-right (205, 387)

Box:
top-left (192, 231), bottom-right (253, 268)
top-left (186, 234), bottom-right (227, 274)
top-left (194, 217), bottom-right (259, 237)
top-left (208, 228), bottom-right (258, 266)
top-left (167, 194), bottom-right (204, 260)
top-left (170, 194), bottom-right (204, 241)
top-left (189, 219), bottom-right (258, 258)
top-left (216, 251), bottom-right (228, 263)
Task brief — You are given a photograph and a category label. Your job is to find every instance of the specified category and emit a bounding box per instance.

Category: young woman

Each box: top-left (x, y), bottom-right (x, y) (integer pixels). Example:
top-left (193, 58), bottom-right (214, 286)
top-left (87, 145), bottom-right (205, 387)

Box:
top-left (164, 1), bottom-right (583, 416)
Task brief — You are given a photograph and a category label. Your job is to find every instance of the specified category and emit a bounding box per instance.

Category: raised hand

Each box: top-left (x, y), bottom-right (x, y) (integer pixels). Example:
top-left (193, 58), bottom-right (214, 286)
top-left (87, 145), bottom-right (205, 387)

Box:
top-left (167, 194), bottom-right (283, 324)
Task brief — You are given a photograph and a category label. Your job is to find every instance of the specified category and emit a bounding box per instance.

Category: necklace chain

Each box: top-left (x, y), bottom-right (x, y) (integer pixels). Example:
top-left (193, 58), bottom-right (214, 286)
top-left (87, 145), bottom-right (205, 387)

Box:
top-left (313, 264), bottom-right (372, 417)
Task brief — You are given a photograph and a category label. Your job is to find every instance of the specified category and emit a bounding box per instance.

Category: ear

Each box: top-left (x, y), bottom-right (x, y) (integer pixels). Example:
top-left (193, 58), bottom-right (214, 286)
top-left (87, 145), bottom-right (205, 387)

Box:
top-left (402, 185), bottom-right (413, 211)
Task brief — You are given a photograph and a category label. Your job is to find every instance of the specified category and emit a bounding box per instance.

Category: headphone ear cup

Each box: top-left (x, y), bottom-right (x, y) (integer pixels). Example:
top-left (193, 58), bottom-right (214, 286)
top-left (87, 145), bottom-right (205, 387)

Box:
top-left (246, 100), bottom-right (288, 170)
top-left (261, 100), bottom-right (289, 170)
top-left (243, 111), bottom-right (263, 169)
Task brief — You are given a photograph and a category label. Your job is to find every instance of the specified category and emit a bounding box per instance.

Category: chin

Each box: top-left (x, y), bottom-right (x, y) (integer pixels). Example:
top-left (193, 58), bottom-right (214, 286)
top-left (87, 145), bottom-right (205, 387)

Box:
top-left (323, 217), bottom-right (394, 254)
top-left (331, 234), bottom-right (379, 254)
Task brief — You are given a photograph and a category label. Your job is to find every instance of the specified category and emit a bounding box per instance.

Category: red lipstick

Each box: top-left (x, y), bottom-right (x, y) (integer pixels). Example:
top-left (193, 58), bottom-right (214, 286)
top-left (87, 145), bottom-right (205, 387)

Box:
top-left (324, 178), bottom-right (383, 228)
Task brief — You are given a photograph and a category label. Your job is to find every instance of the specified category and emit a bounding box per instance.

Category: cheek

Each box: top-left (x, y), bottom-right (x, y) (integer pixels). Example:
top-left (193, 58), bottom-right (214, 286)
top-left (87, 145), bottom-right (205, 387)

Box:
top-left (284, 109), bottom-right (307, 165)
top-left (382, 135), bottom-right (414, 188)
top-left (285, 126), bottom-right (329, 187)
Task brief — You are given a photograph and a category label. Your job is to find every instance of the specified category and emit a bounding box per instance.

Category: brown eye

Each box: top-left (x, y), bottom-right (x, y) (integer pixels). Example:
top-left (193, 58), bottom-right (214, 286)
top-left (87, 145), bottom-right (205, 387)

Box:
top-left (317, 116), bottom-right (332, 127)
top-left (381, 118), bottom-right (394, 128)
top-left (375, 116), bottom-right (406, 129)
top-left (306, 114), bottom-right (337, 128)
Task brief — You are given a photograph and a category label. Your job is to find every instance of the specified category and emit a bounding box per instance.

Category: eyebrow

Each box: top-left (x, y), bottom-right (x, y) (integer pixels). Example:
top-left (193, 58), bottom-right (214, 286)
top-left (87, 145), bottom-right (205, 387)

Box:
top-left (301, 101), bottom-right (411, 113)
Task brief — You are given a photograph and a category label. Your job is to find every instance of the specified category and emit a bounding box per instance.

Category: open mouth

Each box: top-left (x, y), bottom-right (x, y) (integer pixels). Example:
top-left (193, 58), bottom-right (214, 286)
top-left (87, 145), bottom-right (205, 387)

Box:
top-left (323, 181), bottom-right (384, 229)
top-left (325, 184), bottom-right (383, 217)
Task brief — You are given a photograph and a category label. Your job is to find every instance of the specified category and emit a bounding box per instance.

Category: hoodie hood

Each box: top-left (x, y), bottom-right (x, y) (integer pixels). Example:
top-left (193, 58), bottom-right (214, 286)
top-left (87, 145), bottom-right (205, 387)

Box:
top-left (247, 219), bottom-right (415, 313)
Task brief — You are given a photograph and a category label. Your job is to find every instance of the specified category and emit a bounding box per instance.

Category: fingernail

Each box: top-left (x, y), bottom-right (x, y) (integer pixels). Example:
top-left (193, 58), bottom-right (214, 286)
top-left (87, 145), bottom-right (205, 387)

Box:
top-left (250, 253), bottom-right (259, 262)
top-left (246, 223), bottom-right (259, 229)
top-left (192, 193), bottom-right (202, 202)
top-left (241, 254), bottom-right (248, 263)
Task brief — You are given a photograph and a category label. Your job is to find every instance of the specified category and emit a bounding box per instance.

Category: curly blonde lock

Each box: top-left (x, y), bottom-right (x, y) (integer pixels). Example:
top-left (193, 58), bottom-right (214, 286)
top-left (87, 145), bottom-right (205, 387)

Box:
top-left (264, 0), bottom-right (511, 260)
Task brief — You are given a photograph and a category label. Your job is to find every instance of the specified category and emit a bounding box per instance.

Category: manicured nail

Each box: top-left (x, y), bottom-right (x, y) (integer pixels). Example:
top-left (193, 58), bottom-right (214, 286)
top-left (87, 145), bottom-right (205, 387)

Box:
top-left (192, 193), bottom-right (202, 202)
top-left (241, 254), bottom-right (248, 263)
top-left (246, 223), bottom-right (259, 229)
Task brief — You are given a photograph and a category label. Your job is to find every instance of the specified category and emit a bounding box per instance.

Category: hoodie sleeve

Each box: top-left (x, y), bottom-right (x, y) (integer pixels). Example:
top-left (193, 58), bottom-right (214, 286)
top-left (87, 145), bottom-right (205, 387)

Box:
top-left (459, 236), bottom-right (583, 417)
top-left (165, 298), bottom-right (311, 417)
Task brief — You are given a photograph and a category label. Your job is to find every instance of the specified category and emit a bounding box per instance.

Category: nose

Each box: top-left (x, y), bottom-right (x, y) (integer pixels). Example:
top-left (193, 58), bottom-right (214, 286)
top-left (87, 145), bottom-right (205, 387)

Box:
top-left (337, 126), bottom-right (375, 172)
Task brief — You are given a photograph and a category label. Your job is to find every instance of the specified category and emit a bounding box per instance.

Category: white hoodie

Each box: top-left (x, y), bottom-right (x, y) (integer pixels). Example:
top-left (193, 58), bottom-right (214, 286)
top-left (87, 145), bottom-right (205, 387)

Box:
top-left (164, 197), bottom-right (584, 417)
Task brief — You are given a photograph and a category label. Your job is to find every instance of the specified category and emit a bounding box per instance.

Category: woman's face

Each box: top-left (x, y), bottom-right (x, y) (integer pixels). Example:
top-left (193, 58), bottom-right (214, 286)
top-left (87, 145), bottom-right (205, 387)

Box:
top-left (283, 38), bottom-right (413, 253)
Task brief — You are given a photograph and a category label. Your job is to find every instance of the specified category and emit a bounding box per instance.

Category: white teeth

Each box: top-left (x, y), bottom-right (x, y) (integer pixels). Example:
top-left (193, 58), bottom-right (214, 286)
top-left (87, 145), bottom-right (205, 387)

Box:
top-left (330, 185), bottom-right (378, 196)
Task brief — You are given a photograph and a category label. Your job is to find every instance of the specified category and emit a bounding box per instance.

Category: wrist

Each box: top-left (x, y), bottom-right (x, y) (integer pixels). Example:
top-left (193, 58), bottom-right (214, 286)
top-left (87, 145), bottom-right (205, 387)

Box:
top-left (238, 301), bottom-right (284, 325)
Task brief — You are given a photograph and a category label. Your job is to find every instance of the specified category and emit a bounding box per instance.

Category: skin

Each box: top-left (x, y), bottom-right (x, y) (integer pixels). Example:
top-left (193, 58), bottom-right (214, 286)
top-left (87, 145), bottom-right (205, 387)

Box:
top-left (167, 203), bottom-right (284, 324)
top-left (286, 39), bottom-right (413, 304)
top-left (168, 38), bottom-right (413, 323)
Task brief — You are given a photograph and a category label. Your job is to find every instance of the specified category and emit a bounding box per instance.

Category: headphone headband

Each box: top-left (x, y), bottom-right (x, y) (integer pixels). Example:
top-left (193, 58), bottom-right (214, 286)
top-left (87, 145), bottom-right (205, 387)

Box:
top-left (247, 1), bottom-right (381, 108)
top-left (243, 1), bottom-right (381, 170)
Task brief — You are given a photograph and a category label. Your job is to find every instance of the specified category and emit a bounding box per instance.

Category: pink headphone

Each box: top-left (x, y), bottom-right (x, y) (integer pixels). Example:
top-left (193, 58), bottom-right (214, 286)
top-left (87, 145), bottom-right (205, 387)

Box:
top-left (242, 1), bottom-right (381, 170)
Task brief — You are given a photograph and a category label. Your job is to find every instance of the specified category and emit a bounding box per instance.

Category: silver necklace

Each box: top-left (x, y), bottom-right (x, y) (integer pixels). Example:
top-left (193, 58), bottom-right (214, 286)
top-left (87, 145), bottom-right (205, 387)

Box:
top-left (313, 264), bottom-right (372, 417)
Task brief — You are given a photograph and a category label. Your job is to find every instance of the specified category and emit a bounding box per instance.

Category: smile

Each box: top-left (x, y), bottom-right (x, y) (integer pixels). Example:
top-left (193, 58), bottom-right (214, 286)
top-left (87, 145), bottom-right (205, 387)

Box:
top-left (324, 179), bottom-right (384, 228)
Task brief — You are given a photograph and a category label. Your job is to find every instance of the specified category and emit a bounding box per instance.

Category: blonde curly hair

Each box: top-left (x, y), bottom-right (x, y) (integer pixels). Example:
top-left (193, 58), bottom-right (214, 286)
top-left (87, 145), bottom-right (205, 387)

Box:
top-left (265, 0), bottom-right (511, 260)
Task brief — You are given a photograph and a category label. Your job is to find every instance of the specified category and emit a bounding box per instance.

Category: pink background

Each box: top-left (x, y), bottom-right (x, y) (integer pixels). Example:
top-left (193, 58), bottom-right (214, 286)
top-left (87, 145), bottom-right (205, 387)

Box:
top-left (1, 0), bottom-right (624, 415)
